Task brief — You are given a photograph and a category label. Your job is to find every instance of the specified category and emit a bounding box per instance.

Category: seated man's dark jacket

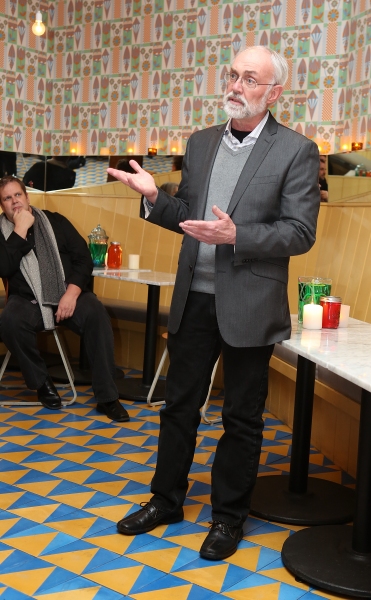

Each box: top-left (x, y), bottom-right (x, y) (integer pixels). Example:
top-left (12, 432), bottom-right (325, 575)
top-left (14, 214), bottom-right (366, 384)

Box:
top-left (0, 211), bottom-right (93, 301)
top-left (0, 232), bottom-right (32, 279)
top-left (318, 176), bottom-right (328, 192)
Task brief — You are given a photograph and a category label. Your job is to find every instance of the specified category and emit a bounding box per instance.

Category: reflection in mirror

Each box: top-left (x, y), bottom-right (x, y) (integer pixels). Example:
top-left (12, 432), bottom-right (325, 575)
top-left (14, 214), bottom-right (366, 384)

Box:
top-left (15, 154), bottom-right (183, 191)
top-left (0, 151), bottom-right (17, 178)
top-left (1, 154), bottom-right (47, 191)
top-left (328, 151), bottom-right (371, 176)
top-left (22, 156), bottom-right (76, 191)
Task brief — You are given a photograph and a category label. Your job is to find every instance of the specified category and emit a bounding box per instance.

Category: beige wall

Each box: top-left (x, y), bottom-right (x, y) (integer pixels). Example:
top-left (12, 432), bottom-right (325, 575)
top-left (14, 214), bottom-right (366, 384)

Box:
top-left (288, 202), bottom-right (371, 323)
top-left (328, 176), bottom-right (371, 203)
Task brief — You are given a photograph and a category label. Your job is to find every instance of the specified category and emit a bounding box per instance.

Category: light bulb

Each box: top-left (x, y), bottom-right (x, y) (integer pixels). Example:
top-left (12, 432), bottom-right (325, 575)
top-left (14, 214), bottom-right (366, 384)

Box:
top-left (32, 11), bottom-right (46, 36)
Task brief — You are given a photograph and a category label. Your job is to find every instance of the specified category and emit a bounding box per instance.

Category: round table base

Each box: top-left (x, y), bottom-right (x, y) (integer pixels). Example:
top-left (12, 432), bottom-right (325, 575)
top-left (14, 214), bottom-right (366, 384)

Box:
top-left (250, 475), bottom-right (354, 525)
top-left (49, 365), bottom-right (166, 402)
top-left (49, 364), bottom-right (125, 386)
top-left (282, 525), bottom-right (371, 598)
top-left (115, 377), bottom-right (166, 402)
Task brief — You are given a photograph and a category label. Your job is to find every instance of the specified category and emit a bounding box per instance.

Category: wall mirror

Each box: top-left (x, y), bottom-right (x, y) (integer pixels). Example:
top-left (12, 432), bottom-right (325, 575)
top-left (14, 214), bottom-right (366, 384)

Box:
top-left (328, 151), bottom-right (371, 177)
top-left (14, 154), bottom-right (178, 192)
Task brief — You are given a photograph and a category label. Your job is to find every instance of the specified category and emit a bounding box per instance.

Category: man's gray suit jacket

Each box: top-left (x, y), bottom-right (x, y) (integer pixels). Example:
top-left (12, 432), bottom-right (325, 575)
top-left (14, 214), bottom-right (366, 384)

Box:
top-left (143, 113), bottom-right (320, 348)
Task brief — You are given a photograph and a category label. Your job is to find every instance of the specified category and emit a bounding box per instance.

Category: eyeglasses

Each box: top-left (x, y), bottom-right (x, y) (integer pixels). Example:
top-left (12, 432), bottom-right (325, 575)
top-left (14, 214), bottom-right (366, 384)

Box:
top-left (225, 72), bottom-right (275, 89)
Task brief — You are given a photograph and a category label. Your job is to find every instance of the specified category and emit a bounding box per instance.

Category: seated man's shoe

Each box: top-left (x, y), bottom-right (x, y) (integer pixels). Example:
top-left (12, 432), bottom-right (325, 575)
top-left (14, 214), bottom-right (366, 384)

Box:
top-left (117, 501), bottom-right (184, 535)
top-left (97, 399), bottom-right (129, 422)
top-left (37, 376), bottom-right (62, 410)
top-left (200, 521), bottom-right (243, 561)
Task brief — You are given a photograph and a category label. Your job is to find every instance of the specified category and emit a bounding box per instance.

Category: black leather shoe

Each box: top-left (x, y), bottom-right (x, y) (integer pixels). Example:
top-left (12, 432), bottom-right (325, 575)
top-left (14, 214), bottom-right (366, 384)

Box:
top-left (200, 521), bottom-right (244, 561)
top-left (37, 376), bottom-right (61, 410)
top-left (97, 399), bottom-right (129, 422)
top-left (117, 501), bottom-right (184, 535)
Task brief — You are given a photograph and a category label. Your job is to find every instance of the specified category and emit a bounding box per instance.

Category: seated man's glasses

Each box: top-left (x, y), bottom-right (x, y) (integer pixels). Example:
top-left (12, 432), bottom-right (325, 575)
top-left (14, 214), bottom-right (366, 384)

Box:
top-left (225, 72), bottom-right (276, 90)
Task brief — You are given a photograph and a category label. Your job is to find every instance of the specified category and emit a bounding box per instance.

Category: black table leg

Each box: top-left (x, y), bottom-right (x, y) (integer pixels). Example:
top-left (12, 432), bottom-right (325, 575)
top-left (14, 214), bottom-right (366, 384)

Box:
top-left (250, 355), bottom-right (355, 525)
top-left (282, 390), bottom-right (371, 597)
top-left (115, 284), bottom-right (166, 402)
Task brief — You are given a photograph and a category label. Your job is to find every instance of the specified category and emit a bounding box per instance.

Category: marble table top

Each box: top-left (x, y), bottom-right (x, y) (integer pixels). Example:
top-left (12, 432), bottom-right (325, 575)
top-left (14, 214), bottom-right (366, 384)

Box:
top-left (93, 268), bottom-right (176, 287)
top-left (283, 316), bottom-right (371, 393)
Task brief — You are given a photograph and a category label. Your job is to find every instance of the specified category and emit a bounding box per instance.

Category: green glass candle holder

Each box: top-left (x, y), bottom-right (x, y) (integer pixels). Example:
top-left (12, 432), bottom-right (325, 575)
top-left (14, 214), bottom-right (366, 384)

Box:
top-left (298, 276), bottom-right (332, 323)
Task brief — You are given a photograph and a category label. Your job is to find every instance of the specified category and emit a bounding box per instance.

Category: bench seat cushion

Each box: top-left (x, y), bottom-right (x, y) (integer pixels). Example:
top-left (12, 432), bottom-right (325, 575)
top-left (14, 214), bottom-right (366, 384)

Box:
top-left (98, 297), bottom-right (169, 328)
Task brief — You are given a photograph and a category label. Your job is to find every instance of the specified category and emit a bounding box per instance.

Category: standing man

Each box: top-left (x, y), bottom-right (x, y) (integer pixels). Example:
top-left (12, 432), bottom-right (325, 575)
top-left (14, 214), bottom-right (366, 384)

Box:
top-left (110, 46), bottom-right (320, 560)
top-left (0, 176), bottom-right (129, 422)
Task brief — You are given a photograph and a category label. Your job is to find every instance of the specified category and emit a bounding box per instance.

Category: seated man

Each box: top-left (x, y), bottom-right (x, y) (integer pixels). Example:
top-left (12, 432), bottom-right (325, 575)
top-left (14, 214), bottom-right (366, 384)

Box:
top-left (0, 176), bottom-right (128, 421)
top-left (319, 155), bottom-right (328, 202)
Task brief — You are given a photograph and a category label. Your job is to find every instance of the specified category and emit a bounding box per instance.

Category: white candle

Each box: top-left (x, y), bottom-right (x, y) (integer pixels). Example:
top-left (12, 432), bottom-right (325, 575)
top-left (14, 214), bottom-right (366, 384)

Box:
top-left (128, 254), bottom-right (140, 269)
top-left (303, 303), bottom-right (323, 330)
top-left (339, 304), bottom-right (350, 328)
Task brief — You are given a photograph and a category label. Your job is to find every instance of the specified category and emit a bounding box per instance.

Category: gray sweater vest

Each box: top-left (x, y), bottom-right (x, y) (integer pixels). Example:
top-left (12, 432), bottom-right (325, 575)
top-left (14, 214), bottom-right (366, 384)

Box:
top-left (190, 138), bottom-right (253, 294)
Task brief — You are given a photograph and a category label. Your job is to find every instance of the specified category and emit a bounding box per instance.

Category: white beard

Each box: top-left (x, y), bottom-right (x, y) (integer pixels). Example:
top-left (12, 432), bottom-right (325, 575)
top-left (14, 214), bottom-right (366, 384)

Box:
top-left (223, 89), bottom-right (270, 120)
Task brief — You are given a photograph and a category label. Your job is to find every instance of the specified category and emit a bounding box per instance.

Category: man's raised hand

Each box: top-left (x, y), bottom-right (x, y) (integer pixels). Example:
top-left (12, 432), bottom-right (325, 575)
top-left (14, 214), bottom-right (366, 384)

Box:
top-left (13, 207), bottom-right (35, 239)
top-left (107, 160), bottom-right (158, 204)
top-left (179, 206), bottom-right (236, 245)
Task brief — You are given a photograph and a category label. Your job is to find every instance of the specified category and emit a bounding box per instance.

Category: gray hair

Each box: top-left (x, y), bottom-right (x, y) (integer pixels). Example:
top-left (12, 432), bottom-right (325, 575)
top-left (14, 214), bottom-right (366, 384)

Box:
top-left (236, 46), bottom-right (289, 87)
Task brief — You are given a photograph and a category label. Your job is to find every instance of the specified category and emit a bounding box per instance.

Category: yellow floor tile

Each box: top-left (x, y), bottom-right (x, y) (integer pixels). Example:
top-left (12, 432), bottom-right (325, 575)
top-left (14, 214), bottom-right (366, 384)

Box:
top-left (84, 565), bottom-right (144, 596)
top-left (0, 567), bottom-right (56, 597)
top-left (173, 563), bottom-right (229, 593)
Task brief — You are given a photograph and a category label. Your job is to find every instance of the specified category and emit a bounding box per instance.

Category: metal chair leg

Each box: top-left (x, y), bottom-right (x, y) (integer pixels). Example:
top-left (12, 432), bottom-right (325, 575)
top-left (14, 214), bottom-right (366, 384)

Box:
top-left (0, 350), bottom-right (28, 394)
top-left (0, 350), bottom-right (11, 382)
top-left (0, 328), bottom-right (77, 407)
top-left (201, 358), bottom-right (222, 424)
top-left (147, 346), bottom-right (167, 406)
top-left (52, 329), bottom-right (77, 406)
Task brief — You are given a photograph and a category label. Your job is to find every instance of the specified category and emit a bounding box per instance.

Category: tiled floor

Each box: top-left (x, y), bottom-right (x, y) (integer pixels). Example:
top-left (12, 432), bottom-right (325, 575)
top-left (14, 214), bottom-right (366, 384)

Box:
top-left (0, 366), bottom-right (355, 600)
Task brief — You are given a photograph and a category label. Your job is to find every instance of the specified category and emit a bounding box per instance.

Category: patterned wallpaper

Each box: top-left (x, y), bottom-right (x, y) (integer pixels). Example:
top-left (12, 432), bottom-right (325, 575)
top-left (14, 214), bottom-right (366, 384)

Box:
top-left (0, 0), bottom-right (370, 157)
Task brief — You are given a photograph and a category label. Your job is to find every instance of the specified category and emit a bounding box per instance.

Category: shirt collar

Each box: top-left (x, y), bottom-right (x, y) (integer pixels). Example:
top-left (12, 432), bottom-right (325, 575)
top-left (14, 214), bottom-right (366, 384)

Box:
top-left (224, 111), bottom-right (269, 144)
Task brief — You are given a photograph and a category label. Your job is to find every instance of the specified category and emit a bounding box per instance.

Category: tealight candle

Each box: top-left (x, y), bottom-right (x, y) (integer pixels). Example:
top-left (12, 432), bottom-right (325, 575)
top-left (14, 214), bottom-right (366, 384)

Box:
top-left (339, 304), bottom-right (350, 328)
top-left (128, 254), bottom-right (140, 269)
top-left (303, 303), bottom-right (323, 330)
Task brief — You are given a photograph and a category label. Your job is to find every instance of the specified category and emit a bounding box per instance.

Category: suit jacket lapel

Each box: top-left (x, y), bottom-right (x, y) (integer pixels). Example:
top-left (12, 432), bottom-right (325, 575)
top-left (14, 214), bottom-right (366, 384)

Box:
top-left (197, 123), bottom-right (227, 220)
top-left (227, 113), bottom-right (278, 217)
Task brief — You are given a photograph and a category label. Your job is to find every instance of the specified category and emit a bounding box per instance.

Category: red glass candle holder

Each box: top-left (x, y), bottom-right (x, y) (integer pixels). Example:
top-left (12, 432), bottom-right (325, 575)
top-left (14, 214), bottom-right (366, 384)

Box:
top-left (107, 242), bottom-right (122, 268)
top-left (320, 296), bottom-right (342, 329)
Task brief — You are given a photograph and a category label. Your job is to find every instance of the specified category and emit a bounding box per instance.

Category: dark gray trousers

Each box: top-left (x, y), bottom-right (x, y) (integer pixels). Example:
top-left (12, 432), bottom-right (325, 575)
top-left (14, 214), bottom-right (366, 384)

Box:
top-left (150, 291), bottom-right (274, 526)
top-left (0, 292), bottom-right (118, 403)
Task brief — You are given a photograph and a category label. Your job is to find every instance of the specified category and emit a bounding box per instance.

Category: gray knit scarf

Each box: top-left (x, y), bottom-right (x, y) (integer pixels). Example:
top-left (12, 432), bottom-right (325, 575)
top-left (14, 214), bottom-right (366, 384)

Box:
top-left (0, 207), bottom-right (66, 330)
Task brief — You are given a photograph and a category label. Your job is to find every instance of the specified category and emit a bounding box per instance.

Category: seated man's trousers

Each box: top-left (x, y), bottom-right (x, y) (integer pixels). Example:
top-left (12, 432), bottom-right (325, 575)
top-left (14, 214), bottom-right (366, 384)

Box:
top-left (0, 292), bottom-right (118, 403)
